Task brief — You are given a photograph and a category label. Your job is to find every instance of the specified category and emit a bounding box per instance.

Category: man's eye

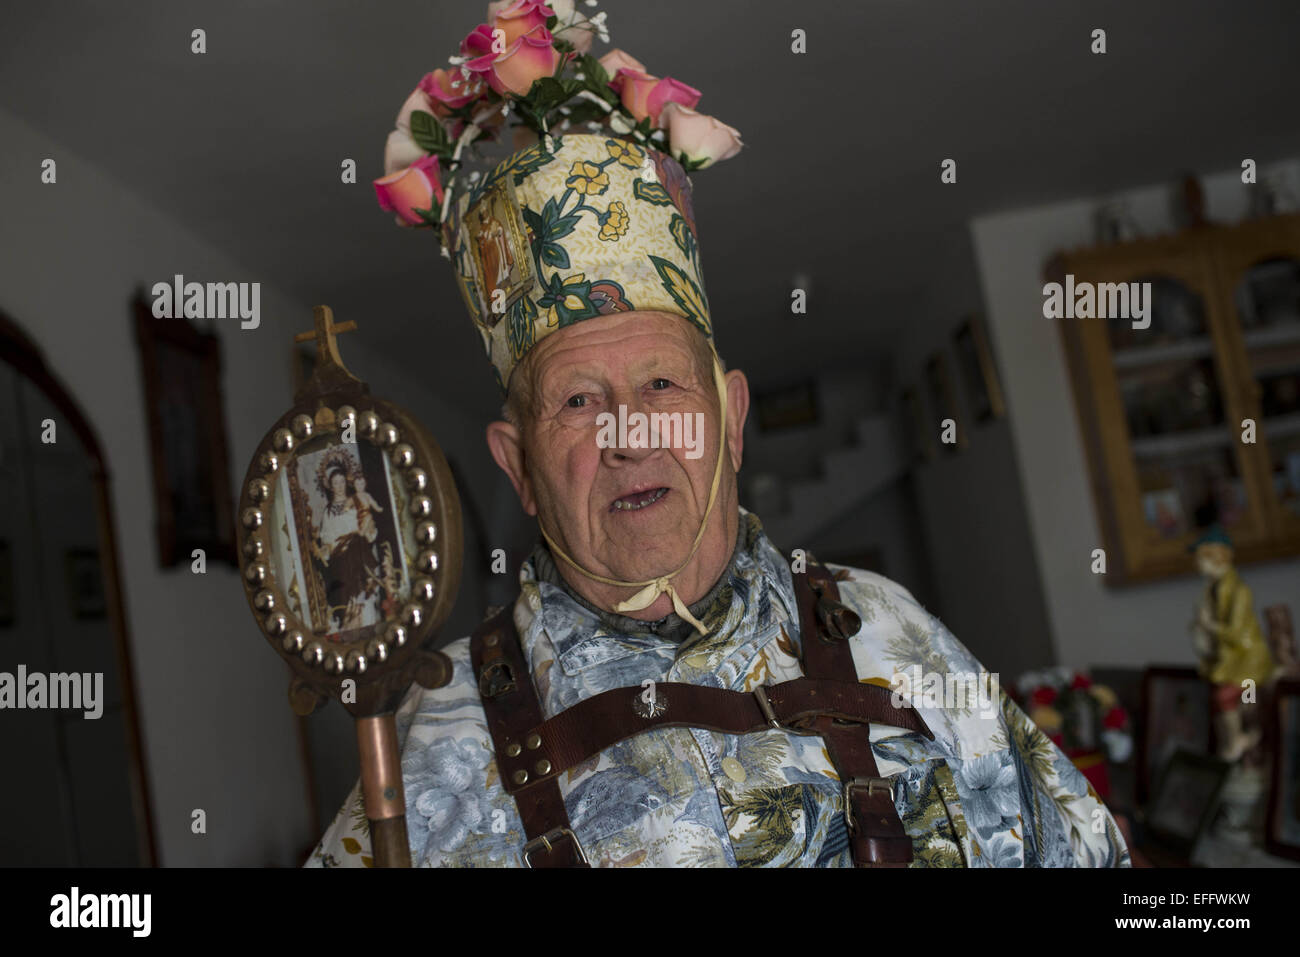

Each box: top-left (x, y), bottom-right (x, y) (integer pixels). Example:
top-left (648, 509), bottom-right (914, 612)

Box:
top-left (650, 378), bottom-right (672, 390)
top-left (566, 394), bottom-right (587, 408)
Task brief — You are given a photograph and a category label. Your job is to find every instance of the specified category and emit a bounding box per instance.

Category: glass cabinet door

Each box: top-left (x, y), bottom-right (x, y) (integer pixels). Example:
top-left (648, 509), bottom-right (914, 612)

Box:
top-left (1211, 213), bottom-right (1300, 541)
top-left (1111, 277), bottom-right (1247, 542)
top-left (1065, 238), bottom-right (1271, 580)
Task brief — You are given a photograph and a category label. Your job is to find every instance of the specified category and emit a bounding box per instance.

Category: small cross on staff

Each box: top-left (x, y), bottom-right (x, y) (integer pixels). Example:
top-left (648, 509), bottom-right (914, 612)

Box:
top-left (294, 304), bottom-right (356, 367)
top-left (292, 305), bottom-right (362, 399)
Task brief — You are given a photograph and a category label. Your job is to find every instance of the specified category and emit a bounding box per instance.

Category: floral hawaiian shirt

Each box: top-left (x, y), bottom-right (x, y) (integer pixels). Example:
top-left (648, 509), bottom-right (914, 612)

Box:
top-left (307, 510), bottom-right (1131, 868)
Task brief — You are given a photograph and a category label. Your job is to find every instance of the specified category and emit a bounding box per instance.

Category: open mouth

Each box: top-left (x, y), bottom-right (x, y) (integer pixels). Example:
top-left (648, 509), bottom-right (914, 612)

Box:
top-left (611, 487), bottom-right (669, 512)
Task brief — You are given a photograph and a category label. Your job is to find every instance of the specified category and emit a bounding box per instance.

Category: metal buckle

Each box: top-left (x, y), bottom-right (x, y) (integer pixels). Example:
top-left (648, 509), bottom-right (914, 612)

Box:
top-left (478, 660), bottom-right (515, 698)
top-left (753, 685), bottom-right (782, 730)
top-left (843, 777), bottom-right (894, 835)
top-left (522, 827), bottom-right (588, 868)
top-left (753, 685), bottom-right (822, 736)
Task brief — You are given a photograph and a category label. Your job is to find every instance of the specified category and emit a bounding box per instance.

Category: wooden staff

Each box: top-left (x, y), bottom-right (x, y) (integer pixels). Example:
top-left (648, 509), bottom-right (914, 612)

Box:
top-left (239, 305), bottom-right (461, 868)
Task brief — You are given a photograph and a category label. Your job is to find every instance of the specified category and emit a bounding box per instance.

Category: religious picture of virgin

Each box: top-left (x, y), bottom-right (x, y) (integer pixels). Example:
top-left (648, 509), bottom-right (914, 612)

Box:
top-left (464, 178), bottom-right (534, 326)
top-left (475, 204), bottom-right (512, 308)
top-left (270, 440), bottom-right (412, 642)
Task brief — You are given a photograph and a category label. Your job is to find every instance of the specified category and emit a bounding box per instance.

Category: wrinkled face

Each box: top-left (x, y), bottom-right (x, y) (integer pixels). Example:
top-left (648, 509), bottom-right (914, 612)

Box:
top-left (1195, 542), bottom-right (1232, 579)
top-left (513, 311), bottom-right (729, 583)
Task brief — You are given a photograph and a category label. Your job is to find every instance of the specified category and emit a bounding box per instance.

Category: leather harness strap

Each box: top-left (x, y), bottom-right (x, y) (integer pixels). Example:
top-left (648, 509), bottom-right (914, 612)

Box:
top-left (469, 560), bottom-right (927, 867)
top-left (797, 562), bottom-right (915, 867)
top-left (494, 677), bottom-right (932, 791)
top-left (469, 606), bottom-right (588, 867)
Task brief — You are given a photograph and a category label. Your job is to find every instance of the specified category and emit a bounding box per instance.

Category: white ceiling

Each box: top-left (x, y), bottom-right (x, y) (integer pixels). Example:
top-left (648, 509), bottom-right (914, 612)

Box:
top-left (4, 0), bottom-right (1299, 419)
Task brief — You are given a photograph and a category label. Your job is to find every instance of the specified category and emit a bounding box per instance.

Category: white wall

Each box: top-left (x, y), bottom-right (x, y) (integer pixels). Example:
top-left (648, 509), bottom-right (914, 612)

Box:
top-left (971, 159), bottom-right (1300, 671)
top-left (0, 106), bottom-right (504, 864)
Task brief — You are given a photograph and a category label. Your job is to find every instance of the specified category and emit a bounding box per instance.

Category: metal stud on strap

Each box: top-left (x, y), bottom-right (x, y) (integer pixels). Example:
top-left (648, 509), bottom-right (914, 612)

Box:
top-left (522, 827), bottom-right (588, 868)
top-left (843, 776), bottom-right (895, 835)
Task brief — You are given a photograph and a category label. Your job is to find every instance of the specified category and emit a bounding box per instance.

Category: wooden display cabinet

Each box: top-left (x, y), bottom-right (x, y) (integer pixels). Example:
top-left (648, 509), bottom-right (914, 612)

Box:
top-left (1050, 212), bottom-right (1300, 584)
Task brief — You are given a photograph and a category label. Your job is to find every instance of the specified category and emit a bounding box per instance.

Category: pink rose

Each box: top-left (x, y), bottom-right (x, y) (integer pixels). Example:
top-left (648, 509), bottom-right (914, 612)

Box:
top-left (420, 67), bottom-right (486, 112)
top-left (659, 102), bottom-right (742, 167)
top-left (611, 70), bottom-right (700, 128)
top-left (489, 0), bottom-right (554, 47)
top-left (383, 128), bottom-right (425, 176)
top-left (461, 23), bottom-right (501, 75)
top-left (461, 21), bottom-right (561, 97)
top-left (598, 48), bottom-right (646, 77)
top-left (395, 86), bottom-right (437, 135)
top-left (374, 154), bottom-right (444, 227)
top-left (493, 26), bottom-right (562, 96)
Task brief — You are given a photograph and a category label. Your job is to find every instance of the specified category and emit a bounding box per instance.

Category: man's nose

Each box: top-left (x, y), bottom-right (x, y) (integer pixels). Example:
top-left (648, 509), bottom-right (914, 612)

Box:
top-left (600, 389), bottom-right (657, 465)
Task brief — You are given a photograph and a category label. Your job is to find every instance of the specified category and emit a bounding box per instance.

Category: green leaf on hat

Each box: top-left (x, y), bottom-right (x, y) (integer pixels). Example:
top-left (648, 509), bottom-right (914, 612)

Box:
top-left (537, 273), bottom-right (599, 326)
top-left (632, 179), bottom-right (673, 206)
top-left (530, 76), bottom-right (565, 109)
top-left (408, 110), bottom-right (450, 155)
top-left (576, 55), bottom-right (617, 105)
top-left (506, 296), bottom-right (538, 361)
top-left (563, 101), bottom-right (611, 127)
top-left (669, 214), bottom-right (696, 260)
top-left (529, 76), bottom-right (582, 118)
top-left (545, 207), bottom-right (582, 245)
top-left (649, 255), bottom-right (710, 336)
top-left (540, 243), bottom-right (570, 268)
top-left (411, 206), bottom-right (441, 229)
top-left (507, 143), bottom-right (561, 185)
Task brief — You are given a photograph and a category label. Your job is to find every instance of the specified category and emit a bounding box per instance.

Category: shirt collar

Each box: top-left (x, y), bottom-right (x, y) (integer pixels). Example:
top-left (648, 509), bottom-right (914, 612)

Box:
top-left (522, 509), bottom-right (786, 675)
top-left (530, 515), bottom-right (746, 645)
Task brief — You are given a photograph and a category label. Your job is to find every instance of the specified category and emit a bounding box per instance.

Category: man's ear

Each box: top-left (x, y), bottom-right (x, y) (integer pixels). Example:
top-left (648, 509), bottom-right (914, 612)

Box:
top-left (722, 368), bottom-right (749, 472)
top-left (485, 420), bottom-right (538, 516)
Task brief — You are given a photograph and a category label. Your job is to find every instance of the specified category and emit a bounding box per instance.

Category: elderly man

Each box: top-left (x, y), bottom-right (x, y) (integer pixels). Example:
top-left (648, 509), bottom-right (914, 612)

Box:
top-left (308, 131), bottom-right (1129, 868)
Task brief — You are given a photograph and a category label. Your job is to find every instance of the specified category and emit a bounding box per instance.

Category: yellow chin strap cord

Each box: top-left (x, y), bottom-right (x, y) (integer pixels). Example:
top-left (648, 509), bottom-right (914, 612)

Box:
top-left (538, 351), bottom-right (729, 637)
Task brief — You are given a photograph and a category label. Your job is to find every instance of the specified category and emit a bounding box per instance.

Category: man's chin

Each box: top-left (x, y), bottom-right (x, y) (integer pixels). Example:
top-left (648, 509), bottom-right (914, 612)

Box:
top-left (596, 524), bottom-right (696, 582)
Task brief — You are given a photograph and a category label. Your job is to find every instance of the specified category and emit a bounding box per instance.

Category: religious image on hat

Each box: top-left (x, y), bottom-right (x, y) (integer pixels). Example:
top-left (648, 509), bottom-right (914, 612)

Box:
top-left (371, 0), bottom-right (743, 394)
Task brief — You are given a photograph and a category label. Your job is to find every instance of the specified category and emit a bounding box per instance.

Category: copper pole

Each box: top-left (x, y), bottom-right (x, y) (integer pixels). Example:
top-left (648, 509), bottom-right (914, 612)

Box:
top-left (356, 713), bottom-right (411, 868)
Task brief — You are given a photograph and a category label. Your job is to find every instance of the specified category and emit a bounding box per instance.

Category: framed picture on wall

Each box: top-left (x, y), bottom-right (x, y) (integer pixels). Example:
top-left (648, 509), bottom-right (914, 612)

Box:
top-left (924, 351), bottom-right (966, 452)
top-left (754, 380), bottom-right (819, 432)
top-left (953, 314), bottom-right (1006, 423)
top-left (1138, 666), bottom-right (1213, 804)
top-left (1145, 749), bottom-right (1231, 858)
top-left (1265, 677), bottom-right (1300, 861)
top-left (133, 290), bottom-right (237, 568)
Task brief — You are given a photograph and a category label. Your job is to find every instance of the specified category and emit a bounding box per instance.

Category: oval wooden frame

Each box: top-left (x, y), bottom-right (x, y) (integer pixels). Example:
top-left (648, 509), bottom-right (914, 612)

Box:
top-left (236, 387), bottom-right (462, 716)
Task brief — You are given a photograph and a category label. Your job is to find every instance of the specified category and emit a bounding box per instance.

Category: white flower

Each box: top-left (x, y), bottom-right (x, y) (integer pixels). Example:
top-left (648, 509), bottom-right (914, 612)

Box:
top-left (659, 102), bottom-right (743, 168)
top-left (548, 0), bottom-right (598, 54)
top-left (1102, 729), bottom-right (1132, 763)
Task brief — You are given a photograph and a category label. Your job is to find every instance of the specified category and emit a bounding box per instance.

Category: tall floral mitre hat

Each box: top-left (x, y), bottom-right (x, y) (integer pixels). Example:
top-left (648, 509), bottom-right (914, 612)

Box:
top-left (373, 0), bottom-right (743, 394)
